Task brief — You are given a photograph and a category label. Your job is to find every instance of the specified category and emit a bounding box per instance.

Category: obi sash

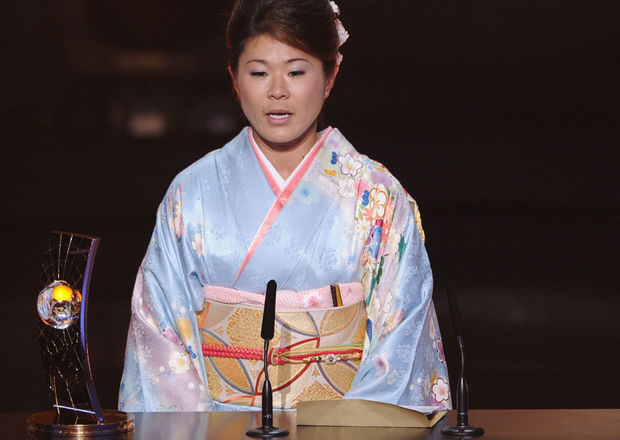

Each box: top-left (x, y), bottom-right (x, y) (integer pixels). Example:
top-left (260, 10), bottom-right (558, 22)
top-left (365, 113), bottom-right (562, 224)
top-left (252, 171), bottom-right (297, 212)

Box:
top-left (196, 283), bottom-right (367, 408)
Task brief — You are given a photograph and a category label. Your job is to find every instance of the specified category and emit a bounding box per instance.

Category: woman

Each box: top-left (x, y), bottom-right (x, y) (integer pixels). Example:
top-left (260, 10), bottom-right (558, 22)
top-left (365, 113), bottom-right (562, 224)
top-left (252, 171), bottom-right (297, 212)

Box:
top-left (119, 0), bottom-right (450, 412)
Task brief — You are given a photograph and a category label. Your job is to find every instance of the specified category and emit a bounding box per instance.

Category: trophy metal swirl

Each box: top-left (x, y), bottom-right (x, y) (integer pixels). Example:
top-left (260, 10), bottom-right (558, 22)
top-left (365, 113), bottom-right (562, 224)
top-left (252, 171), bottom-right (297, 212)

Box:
top-left (27, 232), bottom-right (134, 437)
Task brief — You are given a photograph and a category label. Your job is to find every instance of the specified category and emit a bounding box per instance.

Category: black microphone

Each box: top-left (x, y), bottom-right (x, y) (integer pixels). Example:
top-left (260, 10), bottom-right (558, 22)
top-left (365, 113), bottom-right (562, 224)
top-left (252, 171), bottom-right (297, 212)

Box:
top-left (441, 280), bottom-right (484, 437)
top-left (246, 280), bottom-right (289, 438)
top-left (261, 279), bottom-right (277, 340)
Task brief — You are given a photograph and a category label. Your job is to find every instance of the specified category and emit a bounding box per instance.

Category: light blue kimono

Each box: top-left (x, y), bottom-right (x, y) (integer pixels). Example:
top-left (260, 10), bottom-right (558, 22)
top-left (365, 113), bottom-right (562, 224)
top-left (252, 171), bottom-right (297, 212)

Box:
top-left (119, 127), bottom-right (451, 411)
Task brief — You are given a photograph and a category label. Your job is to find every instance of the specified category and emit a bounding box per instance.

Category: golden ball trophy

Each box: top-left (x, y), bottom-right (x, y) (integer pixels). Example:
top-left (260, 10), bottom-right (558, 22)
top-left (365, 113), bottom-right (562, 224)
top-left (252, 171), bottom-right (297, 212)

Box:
top-left (26, 232), bottom-right (134, 438)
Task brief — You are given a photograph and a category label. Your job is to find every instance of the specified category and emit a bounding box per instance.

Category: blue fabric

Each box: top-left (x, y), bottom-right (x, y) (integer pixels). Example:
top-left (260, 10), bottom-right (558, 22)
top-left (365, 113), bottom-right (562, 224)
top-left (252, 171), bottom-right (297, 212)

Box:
top-left (119, 127), bottom-right (451, 411)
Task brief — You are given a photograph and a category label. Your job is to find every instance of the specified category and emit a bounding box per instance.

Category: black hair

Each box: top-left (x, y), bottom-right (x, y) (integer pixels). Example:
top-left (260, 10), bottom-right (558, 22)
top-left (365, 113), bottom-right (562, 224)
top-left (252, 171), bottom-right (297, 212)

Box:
top-left (227, 0), bottom-right (340, 75)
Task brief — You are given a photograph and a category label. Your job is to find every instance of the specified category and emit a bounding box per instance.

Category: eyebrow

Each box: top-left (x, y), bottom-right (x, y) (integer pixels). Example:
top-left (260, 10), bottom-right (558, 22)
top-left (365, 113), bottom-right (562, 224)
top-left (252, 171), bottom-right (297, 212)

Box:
top-left (245, 58), bottom-right (311, 65)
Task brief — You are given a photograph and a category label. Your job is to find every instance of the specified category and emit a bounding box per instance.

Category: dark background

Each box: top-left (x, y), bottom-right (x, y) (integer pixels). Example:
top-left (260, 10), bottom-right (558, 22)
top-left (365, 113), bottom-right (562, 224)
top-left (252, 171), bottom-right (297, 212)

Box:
top-left (3, 1), bottom-right (618, 412)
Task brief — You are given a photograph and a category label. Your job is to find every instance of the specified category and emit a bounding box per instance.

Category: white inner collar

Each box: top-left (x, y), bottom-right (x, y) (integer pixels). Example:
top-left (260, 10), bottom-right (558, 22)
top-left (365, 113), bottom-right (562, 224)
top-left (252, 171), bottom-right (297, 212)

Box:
top-left (249, 128), bottom-right (328, 191)
top-left (252, 136), bottom-right (291, 189)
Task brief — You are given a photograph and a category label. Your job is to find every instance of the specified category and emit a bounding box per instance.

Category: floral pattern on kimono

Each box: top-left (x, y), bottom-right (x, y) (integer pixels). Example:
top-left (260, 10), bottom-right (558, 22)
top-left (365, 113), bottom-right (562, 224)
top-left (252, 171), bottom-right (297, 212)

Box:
top-left (119, 127), bottom-right (450, 411)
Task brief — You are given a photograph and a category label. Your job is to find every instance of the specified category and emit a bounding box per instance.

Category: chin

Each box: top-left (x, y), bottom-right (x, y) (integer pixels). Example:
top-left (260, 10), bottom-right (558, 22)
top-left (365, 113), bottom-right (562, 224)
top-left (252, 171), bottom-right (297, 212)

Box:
top-left (256, 125), bottom-right (315, 149)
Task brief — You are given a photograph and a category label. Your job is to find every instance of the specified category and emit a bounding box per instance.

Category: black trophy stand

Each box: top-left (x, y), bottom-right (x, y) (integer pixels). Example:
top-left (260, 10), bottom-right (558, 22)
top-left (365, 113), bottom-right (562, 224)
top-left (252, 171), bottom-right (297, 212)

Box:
top-left (441, 281), bottom-right (484, 437)
top-left (246, 280), bottom-right (289, 438)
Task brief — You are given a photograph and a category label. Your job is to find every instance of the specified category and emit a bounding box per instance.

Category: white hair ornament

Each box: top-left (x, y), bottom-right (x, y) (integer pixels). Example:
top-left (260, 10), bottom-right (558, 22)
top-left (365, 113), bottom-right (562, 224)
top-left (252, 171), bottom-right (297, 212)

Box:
top-left (330, 1), bottom-right (349, 64)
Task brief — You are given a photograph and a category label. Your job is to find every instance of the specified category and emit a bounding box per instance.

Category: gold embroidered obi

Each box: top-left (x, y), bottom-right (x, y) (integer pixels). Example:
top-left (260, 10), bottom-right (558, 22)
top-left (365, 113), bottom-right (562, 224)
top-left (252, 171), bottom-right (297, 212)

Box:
top-left (196, 284), bottom-right (367, 408)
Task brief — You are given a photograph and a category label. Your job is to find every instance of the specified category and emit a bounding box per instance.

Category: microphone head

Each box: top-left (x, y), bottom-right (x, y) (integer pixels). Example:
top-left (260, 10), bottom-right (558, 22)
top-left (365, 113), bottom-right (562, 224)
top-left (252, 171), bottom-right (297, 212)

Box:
top-left (261, 280), bottom-right (277, 340)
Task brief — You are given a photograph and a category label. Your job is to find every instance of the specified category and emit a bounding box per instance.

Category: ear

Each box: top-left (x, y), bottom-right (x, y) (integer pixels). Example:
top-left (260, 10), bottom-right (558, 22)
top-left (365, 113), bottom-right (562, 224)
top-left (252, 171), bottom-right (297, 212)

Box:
top-left (323, 64), bottom-right (340, 99)
top-left (228, 65), bottom-right (239, 96)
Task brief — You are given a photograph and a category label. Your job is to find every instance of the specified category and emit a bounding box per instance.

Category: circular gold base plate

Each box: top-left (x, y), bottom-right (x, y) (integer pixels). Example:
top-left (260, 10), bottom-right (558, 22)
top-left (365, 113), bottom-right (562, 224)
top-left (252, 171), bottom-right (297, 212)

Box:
top-left (26, 410), bottom-right (134, 438)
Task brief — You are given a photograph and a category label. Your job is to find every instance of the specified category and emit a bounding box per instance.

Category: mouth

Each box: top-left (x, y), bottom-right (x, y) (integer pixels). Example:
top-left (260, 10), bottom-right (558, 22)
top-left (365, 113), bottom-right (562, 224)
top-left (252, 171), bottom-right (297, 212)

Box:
top-left (266, 111), bottom-right (292, 121)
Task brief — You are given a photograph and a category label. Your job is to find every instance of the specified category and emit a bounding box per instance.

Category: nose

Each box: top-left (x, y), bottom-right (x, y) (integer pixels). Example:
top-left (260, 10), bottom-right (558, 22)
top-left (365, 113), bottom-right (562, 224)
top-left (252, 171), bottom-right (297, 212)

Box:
top-left (268, 75), bottom-right (289, 99)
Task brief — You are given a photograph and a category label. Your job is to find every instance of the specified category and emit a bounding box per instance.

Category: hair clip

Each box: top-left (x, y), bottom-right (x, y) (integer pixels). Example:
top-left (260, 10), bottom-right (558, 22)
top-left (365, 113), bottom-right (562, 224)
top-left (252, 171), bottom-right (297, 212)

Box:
top-left (329, 1), bottom-right (349, 64)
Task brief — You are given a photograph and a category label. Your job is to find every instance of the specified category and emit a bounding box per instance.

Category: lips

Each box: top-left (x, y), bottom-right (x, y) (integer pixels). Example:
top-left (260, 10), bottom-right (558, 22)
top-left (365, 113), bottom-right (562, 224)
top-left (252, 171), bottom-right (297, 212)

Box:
top-left (268, 113), bottom-right (291, 120)
top-left (266, 110), bottom-right (293, 124)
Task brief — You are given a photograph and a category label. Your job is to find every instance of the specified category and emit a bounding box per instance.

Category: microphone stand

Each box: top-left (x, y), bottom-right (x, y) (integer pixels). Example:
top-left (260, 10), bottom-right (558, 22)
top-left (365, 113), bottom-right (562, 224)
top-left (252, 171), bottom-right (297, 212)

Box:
top-left (441, 281), bottom-right (484, 437)
top-left (246, 280), bottom-right (289, 438)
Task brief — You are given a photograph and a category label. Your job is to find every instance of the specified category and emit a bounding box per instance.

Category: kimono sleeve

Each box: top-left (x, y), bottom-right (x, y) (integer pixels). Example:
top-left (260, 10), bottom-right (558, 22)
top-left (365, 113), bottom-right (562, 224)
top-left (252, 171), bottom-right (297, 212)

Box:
top-left (345, 188), bottom-right (451, 409)
top-left (118, 181), bottom-right (212, 412)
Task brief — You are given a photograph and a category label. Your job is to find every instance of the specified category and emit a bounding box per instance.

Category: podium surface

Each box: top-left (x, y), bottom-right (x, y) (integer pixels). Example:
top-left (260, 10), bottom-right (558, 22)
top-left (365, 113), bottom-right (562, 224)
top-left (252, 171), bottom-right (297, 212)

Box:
top-left (4, 408), bottom-right (619, 439)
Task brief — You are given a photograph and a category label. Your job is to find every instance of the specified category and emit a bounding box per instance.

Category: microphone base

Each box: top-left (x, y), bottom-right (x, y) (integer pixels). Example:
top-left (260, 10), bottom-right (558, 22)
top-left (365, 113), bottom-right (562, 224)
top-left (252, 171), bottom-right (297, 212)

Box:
top-left (246, 426), bottom-right (289, 438)
top-left (441, 424), bottom-right (485, 436)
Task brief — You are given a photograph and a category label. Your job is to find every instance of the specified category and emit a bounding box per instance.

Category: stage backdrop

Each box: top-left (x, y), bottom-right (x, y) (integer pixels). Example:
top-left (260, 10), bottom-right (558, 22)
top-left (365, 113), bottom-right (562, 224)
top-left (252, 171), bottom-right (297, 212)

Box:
top-left (2, 1), bottom-right (617, 412)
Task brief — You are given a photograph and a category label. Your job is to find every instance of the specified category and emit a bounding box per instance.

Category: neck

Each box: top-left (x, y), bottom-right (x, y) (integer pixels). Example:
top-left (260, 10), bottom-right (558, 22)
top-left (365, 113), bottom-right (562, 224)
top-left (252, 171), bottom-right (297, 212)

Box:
top-left (253, 124), bottom-right (319, 180)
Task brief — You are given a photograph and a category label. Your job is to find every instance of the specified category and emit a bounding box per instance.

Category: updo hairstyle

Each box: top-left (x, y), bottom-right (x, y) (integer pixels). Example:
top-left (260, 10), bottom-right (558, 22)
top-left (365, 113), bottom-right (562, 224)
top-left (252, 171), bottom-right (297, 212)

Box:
top-left (226, 0), bottom-right (341, 76)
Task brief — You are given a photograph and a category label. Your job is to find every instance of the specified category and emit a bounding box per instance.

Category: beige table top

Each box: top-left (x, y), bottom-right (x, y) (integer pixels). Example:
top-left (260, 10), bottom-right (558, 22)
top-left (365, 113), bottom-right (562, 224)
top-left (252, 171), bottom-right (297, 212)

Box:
top-left (4, 408), bottom-right (619, 440)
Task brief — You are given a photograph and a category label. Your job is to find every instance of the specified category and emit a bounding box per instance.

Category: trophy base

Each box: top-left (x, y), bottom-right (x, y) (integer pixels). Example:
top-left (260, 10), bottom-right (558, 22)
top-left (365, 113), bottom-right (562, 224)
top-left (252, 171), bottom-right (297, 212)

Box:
top-left (26, 410), bottom-right (134, 438)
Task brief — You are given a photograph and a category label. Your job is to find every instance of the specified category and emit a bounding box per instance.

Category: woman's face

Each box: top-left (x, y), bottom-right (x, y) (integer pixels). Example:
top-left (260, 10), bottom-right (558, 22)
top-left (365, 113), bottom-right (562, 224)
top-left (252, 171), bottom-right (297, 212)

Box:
top-left (232, 34), bottom-right (336, 152)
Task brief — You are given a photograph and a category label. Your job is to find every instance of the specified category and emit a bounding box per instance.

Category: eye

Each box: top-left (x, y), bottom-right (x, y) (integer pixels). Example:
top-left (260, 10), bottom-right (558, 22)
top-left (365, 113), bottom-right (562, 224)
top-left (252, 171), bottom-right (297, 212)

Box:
top-left (289, 70), bottom-right (305, 77)
top-left (250, 71), bottom-right (267, 77)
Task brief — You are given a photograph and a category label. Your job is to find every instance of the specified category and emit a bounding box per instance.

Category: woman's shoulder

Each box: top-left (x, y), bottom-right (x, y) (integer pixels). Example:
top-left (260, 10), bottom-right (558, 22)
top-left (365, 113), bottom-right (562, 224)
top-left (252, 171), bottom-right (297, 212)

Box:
top-left (173, 127), bottom-right (250, 184)
top-left (327, 127), bottom-right (405, 193)
top-left (328, 128), bottom-right (426, 239)
top-left (160, 128), bottom-right (249, 198)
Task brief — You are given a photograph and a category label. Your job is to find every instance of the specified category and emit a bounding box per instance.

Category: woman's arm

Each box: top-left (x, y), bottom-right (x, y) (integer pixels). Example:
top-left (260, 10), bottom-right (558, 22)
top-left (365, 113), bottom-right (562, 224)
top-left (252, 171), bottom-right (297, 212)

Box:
top-left (119, 181), bottom-right (211, 412)
top-left (346, 183), bottom-right (451, 408)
